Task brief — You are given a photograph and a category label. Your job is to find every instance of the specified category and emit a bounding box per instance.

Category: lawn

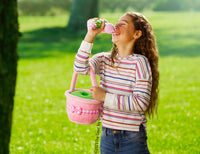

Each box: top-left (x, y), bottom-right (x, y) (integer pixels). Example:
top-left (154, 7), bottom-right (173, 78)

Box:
top-left (10, 12), bottom-right (200, 154)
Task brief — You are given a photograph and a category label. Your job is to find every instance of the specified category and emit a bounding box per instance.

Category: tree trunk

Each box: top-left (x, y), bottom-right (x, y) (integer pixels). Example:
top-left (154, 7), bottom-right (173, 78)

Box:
top-left (67, 0), bottom-right (99, 31)
top-left (0, 0), bottom-right (20, 153)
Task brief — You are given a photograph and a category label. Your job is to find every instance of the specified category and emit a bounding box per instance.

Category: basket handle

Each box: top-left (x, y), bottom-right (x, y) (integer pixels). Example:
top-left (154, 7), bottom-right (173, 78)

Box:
top-left (69, 66), bottom-right (98, 92)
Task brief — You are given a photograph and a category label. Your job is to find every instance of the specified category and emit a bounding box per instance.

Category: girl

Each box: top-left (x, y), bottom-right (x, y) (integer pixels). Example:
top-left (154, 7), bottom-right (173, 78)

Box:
top-left (74, 12), bottom-right (159, 154)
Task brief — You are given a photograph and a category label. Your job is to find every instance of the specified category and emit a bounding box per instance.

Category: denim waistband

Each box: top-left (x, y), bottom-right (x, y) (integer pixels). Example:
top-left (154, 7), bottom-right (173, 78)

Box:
top-left (102, 124), bottom-right (145, 136)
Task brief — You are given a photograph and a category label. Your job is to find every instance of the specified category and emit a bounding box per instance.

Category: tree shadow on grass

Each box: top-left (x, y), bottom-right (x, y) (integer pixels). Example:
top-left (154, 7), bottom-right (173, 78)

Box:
top-left (18, 26), bottom-right (200, 59)
top-left (155, 27), bottom-right (200, 57)
top-left (18, 27), bottom-right (113, 59)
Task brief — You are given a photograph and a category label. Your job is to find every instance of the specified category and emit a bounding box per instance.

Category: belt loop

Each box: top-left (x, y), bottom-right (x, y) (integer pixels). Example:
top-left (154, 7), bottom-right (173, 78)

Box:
top-left (105, 128), bottom-right (107, 136)
top-left (122, 130), bottom-right (125, 137)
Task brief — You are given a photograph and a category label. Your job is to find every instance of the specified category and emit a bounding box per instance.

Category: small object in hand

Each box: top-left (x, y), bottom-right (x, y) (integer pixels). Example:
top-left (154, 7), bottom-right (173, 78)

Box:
top-left (87, 18), bottom-right (115, 34)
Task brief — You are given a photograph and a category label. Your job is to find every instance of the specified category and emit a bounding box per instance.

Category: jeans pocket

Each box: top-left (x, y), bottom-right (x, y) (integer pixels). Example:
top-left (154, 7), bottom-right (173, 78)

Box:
top-left (125, 131), bottom-right (145, 142)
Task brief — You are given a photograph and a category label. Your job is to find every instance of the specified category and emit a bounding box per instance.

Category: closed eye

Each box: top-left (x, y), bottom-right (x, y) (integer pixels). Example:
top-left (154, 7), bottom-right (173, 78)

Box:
top-left (115, 23), bottom-right (126, 27)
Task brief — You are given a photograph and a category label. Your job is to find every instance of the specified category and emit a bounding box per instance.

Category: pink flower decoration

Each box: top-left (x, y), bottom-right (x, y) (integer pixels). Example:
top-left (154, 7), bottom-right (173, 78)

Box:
top-left (76, 106), bottom-right (82, 115)
top-left (70, 105), bottom-right (75, 113)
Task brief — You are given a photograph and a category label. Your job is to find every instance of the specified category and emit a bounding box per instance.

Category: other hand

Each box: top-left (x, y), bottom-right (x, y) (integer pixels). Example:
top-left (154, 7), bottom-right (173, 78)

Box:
top-left (89, 86), bottom-right (106, 102)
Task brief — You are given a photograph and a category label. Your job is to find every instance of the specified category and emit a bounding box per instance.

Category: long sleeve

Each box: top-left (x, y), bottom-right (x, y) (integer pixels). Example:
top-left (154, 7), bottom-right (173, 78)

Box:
top-left (74, 40), bottom-right (104, 75)
top-left (73, 40), bottom-right (152, 131)
top-left (74, 41), bottom-right (93, 75)
top-left (103, 56), bottom-right (152, 112)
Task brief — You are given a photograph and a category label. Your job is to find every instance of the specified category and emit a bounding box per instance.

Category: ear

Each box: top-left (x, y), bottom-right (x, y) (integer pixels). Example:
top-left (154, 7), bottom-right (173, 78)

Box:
top-left (134, 30), bottom-right (142, 39)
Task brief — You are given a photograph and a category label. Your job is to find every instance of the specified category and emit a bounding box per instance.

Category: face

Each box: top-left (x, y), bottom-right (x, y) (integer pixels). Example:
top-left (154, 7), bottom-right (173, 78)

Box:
top-left (112, 15), bottom-right (136, 44)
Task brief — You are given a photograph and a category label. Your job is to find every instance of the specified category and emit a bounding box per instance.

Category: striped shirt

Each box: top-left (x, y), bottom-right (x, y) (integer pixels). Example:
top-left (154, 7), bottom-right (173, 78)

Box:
top-left (74, 41), bottom-right (152, 131)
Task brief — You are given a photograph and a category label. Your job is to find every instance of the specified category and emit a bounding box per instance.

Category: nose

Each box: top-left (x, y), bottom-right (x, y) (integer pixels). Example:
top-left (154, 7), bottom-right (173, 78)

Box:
top-left (114, 25), bottom-right (119, 31)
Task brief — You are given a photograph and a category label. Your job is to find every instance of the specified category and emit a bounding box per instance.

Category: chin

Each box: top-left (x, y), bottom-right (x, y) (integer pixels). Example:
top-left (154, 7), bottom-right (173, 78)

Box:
top-left (112, 38), bottom-right (118, 44)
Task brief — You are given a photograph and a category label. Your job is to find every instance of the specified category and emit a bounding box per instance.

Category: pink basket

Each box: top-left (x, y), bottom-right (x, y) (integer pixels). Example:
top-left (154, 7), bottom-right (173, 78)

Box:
top-left (65, 66), bottom-right (102, 125)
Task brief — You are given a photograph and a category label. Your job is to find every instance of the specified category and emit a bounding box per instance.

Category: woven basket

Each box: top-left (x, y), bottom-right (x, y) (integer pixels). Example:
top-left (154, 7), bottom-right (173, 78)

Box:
top-left (65, 66), bottom-right (102, 125)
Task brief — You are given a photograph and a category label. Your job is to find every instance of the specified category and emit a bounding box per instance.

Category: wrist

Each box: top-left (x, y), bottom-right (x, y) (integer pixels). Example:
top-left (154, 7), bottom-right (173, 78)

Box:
top-left (84, 32), bottom-right (97, 43)
top-left (104, 92), bottom-right (106, 102)
top-left (101, 92), bottom-right (106, 102)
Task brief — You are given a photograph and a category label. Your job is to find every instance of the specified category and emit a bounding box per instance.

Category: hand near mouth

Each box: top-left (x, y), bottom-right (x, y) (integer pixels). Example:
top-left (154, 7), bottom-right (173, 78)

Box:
top-left (84, 19), bottom-right (106, 43)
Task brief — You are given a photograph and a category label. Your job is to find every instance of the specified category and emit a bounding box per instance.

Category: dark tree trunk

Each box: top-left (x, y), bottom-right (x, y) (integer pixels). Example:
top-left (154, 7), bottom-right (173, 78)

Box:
top-left (67, 0), bottom-right (99, 31)
top-left (0, 0), bottom-right (20, 153)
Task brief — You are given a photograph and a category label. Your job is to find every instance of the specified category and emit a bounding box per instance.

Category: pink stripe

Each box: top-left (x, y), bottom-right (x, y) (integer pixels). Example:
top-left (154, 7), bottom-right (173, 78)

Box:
top-left (103, 112), bottom-right (141, 121)
top-left (101, 79), bottom-right (132, 89)
top-left (75, 57), bottom-right (86, 63)
top-left (137, 59), bottom-right (145, 78)
top-left (103, 69), bottom-right (135, 80)
top-left (104, 57), bottom-right (137, 65)
top-left (136, 96), bottom-right (148, 107)
top-left (103, 108), bottom-right (143, 116)
top-left (136, 64), bottom-right (141, 79)
top-left (102, 83), bottom-right (133, 92)
top-left (135, 87), bottom-right (151, 93)
top-left (102, 66), bottom-right (135, 76)
top-left (101, 61), bottom-right (136, 72)
top-left (103, 122), bottom-right (140, 130)
top-left (122, 96), bottom-right (125, 110)
top-left (77, 54), bottom-right (88, 59)
top-left (134, 95), bottom-right (143, 111)
top-left (131, 95), bottom-right (135, 110)
top-left (118, 96), bottom-right (121, 110)
top-left (138, 95), bottom-right (149, 102)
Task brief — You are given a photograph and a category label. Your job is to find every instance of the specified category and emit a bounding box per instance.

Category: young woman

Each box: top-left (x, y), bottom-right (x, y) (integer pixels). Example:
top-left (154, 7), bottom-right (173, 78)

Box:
top-left (74, 12), bottom-right (159, 154)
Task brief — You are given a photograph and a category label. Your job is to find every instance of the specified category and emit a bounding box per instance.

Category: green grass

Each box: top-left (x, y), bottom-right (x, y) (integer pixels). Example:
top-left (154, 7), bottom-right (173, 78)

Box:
top-left (10, 12), bottom-right (200, 153)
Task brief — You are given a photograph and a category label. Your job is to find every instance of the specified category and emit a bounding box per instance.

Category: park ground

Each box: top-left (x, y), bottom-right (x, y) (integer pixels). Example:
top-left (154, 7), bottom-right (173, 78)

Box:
top-left (10, 12), bottom-right (200, 153)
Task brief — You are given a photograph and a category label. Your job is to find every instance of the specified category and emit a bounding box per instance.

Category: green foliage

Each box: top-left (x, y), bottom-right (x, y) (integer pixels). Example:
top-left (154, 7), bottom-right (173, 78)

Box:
top-left (18, 0), bottom-right (200, 16)
top-left (153, 0), bottom-right (200, 11)
top-left (10, 12), bottom-right (200, 153)
top-left (18, 0), bottom-right (71, 16)
top-left (100, 0), bottom-right (155, 12)
top-left (18, 0), bottom-right (155, 16)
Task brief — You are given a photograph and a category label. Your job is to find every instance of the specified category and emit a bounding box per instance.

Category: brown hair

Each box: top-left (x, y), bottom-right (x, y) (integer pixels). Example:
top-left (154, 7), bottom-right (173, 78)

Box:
top-left (111, 12), bottom-right (159, 118)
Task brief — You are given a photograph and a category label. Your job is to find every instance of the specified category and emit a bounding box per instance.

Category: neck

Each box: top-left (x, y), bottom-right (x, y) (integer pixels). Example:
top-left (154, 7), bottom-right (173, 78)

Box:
top-left (116, 42), bottom-right (135, 58)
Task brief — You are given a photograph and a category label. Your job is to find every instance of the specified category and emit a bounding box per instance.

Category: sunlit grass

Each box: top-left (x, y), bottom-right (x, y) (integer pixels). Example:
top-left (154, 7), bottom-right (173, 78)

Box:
top-left (19, 15), bottom-right (69, 32)
top-left (10, 12), bottom-right (200, 153)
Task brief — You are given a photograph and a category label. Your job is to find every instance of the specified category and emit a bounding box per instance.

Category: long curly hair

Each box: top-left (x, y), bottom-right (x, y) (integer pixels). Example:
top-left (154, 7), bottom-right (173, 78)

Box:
top-left (111, 12), bottom-right (159, 118)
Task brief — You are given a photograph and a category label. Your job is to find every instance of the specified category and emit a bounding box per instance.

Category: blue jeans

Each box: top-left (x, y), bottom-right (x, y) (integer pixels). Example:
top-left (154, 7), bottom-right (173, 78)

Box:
top-left (100, 124), bottom-right (150, 154)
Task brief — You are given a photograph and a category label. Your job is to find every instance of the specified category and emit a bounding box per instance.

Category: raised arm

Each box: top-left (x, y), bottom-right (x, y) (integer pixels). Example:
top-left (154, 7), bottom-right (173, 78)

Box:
top-left (73, 19), bottom-right (105, 75)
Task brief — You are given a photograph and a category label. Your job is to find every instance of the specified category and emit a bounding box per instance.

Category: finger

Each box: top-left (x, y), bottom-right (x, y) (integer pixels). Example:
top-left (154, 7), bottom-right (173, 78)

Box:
top-left (89, 17), bottom-right (98, 21)
top-left (89, 87), bottom-right (93, 91)
top-left (90, 87), bottom-right (97, 92)
top-left (101, 20), bottom-right (106, 29)
top-left (93, 87), bottom-right (98, 91)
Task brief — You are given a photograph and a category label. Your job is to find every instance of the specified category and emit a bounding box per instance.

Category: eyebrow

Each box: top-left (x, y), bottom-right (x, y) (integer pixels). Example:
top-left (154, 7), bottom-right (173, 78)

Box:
top-left (121, 20), bottom-right (128, 23)
top-left (116, 19), bottom-right (129, 25)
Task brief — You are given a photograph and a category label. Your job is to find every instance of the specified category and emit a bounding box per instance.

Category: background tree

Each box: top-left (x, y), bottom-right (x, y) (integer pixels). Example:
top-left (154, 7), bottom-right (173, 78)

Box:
top-left (18, 0), bottom-right (71, 16)
top-left (67, 0), bottom-right (99, 31)
top-left (17, 0), bottom-right (200, 16)
top-left (0, 0), bottom-right (20, 153)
